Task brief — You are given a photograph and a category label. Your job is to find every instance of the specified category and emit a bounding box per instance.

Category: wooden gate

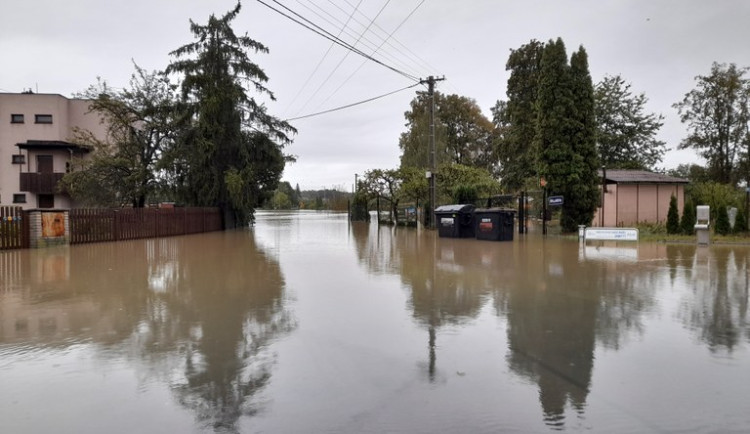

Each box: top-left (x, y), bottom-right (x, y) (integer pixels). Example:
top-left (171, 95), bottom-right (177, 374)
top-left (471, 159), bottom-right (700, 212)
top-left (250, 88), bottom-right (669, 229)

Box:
top-left (0, 206), bottom-right (28, 250)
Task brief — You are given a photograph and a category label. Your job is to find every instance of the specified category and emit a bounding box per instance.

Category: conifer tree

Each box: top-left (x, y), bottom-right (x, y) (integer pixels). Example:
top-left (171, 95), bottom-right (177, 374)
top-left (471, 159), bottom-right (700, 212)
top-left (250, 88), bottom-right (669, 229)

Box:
top-left (733, 206), bottom-right (748, 233)
top-left (734, 206), bottom-right (748, 233)
top-left (166, 3), bottom-right (294, 228)
top-left (680, 198), bottom-right (696, 235)
top-left (667, 195), bottom-right (680, 234)
top-left (715, 205), bottom-right (731, 235)
top-left (535, 38), bottom-right (599, 232)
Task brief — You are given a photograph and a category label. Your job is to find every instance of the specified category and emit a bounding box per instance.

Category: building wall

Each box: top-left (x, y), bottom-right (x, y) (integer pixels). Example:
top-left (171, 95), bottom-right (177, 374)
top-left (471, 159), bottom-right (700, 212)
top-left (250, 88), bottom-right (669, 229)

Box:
top-left (592, 182), bottom-right (687, 227)
top-left (0, 93), bottom-right (106, 209)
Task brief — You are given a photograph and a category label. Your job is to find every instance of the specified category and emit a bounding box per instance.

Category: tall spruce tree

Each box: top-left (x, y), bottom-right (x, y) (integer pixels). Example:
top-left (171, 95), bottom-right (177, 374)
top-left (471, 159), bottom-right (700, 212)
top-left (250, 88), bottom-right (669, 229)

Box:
top-left (166, 2), bottom-right (294, 228)
top-left (535, 39), bottom-right (599, 232)
top-left (667, 195), bottom-right (680, 234)
top-left (680, 198), bottom-right (696, 235)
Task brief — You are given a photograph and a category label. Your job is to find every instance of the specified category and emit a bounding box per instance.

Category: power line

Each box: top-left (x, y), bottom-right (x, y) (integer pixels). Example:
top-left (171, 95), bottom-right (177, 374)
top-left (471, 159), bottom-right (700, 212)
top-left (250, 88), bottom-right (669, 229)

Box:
top-left (291, 0), bottom-right (393, 116)
top-left (257, 0), bottom-right (418, 82)
top-left (284, 82), bottom-right (419, 122)
top-left (303, 0), bottom-right (425, 80)
top-left (337, 0), bottom-right (439, 76)
top-left (313, 0), bottom-right (427, 111)
top-left (282, 0), bottom-right (364, 116)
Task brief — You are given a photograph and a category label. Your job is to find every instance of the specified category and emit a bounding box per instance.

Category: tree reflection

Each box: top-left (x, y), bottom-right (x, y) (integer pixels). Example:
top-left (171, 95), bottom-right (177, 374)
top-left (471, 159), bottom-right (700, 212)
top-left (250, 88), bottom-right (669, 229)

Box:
top-left (680, 246), bottom-right (749, 353)
top-left (140, 231), bottom-right (294, 432)
top-left (351, 224), bottom-right (494, 381)
top-left (1, 231), bottom-right (294, 433)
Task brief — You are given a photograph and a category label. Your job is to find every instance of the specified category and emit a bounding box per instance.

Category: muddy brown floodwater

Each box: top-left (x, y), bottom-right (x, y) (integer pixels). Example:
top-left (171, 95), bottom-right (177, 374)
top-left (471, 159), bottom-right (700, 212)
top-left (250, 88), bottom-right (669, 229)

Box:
top-left (1, 210), bottom-right (749, 433)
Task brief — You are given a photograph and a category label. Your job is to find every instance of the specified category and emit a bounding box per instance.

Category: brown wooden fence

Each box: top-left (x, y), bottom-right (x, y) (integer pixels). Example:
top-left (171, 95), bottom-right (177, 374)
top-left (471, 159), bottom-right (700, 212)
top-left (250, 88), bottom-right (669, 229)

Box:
top-left (70, 207), bottom-right (222, 244)
top-left (0, 206), bottom-right (29, 250)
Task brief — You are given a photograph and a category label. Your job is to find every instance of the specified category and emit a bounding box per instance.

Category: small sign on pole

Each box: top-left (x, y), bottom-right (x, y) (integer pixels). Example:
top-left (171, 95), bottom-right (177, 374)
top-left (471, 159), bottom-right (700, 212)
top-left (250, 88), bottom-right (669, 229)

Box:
top-left (548, 195), bottom-right (564, 206)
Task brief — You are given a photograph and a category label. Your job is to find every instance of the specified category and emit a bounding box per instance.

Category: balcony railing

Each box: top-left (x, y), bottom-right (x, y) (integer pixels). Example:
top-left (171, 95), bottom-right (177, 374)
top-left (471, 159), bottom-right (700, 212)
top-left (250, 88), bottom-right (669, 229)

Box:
top-left (19, 173), bottom-right (65, 194)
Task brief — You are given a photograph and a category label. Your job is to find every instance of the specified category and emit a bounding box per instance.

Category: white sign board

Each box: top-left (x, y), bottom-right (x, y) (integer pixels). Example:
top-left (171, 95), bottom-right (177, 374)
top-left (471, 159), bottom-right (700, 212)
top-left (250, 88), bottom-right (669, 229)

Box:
top-left (584, 227), bottom-right (639, 241)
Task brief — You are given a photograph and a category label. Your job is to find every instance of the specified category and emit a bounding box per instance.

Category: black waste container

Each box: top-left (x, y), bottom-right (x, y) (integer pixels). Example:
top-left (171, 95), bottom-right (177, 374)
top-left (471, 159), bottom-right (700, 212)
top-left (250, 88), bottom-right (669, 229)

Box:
top-left (434, 204), bottom-right (476, 238)
top-left (474, 208), bottom-right (515, 241)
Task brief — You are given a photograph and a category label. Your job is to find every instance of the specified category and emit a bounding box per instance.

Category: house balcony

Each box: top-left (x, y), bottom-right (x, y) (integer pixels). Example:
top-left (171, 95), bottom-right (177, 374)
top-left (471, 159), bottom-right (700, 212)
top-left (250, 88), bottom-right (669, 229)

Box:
top-left (19, 172), bottom-right (65, 194)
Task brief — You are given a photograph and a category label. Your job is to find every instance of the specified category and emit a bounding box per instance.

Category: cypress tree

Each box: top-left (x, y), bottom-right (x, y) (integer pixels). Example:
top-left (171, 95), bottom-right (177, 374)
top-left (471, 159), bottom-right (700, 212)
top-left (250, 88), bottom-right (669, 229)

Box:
top-left (535, 39), bottom-right (599, 232)
top-left (733, 206), bottom-right (748, 233)
top-left (666, 195), bottom-right (680, 234)
top-left (680, 198), bottom-right (696, 235)
top-left (566, 46), bottom-right (600, 232)
top-left (715, 205), bottom-right (731, 235)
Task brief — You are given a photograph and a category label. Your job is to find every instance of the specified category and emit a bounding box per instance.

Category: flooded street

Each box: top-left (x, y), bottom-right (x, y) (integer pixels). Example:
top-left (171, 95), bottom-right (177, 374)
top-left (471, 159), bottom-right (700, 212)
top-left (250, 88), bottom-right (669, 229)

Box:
top-left (2, 210), bottom-right (749, 433)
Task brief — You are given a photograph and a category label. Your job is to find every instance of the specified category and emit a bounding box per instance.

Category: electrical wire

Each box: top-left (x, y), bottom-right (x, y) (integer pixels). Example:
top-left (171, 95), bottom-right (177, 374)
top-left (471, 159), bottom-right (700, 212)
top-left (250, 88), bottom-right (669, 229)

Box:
top-left (337, 0), bottom-right (439, 76)
top-left (282, 0), bottom-right (364, 117)
top-left (284, 82), bottom-right (419, 122)
top-left (291, 0), bottom-right (394, 116)
top-left (257, 0), bottom-right (419, 82)
top-left (302, 0), bottom-right (423, 80)
top-left (313, 0), bottom-right (427, 111)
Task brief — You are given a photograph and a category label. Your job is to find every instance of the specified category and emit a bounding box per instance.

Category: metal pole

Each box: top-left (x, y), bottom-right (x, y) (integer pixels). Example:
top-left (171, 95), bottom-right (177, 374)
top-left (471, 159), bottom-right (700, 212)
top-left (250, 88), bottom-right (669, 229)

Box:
top-left (428, 76), bottom-right (436, 229)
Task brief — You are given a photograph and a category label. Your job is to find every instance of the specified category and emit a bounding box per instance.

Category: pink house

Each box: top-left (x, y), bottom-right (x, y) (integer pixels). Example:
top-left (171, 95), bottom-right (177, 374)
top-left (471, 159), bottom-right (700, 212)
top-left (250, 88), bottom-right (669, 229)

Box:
top-left (592, 170), bottom-right (689, 227)
top-left (0, 93), bottom-right (106, 209)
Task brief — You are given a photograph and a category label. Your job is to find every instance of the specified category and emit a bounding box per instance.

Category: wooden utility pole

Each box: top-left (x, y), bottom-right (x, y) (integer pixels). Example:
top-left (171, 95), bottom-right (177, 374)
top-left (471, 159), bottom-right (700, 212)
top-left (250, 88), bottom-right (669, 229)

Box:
top-left (421, 75), bottom-right (445, 229)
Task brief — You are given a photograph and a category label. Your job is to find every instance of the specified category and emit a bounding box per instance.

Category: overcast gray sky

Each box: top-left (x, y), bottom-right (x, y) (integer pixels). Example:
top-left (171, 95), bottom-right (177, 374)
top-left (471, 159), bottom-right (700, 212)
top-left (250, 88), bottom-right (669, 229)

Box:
top-left (2, 0), bottom-right (749, 190)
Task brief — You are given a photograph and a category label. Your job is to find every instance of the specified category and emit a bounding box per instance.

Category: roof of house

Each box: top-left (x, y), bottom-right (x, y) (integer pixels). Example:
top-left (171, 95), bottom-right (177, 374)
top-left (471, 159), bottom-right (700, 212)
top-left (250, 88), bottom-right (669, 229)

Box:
top-left (16, 140), bottom-right (92, 153)
top-left (598, 169), bottom-right (689, 184)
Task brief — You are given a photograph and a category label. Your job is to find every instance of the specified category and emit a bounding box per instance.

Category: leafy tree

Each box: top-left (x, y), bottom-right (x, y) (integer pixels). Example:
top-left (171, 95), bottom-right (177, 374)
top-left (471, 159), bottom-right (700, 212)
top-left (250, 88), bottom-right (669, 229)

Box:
top-left (595, 74), bottom-right (666, 170)
top-left (399, 92), bottom-right (495, 173)
top-left (535, 38), bottom-right (599, 232)
top-left (436, 163), bottom-right (500, 203)
top-left (667, 195), bottom-right (680, 234)
top-left (688, 182), bottom-right (743, 221)
top-left (715, 205), bottom-right (731, 235)
top-left (63, 66), bottom-right (178, 207)
top-left (166, 2), bottom-right (294, 228)
top-left (667, 164), bottom-right (710, 184)
top-left (361, 169), bottom-right (402, 223)
top-left (680, 197), bottom-right (696, 235)
top-left (440, 94), bottom-right (496, 171)
top-left (269, 190), bottom-right (291, 209)
top-left (399, 91), bottom-right (446, 168)
top-left (496, 40), bottom-right (544, 191)
top-left (673, 62), bottom-right (750, 185)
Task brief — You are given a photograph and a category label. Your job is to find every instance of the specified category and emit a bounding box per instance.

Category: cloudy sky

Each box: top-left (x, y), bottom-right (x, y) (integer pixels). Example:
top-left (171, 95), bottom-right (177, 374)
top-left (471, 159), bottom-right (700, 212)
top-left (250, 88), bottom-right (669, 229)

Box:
top-left (2, 0), bottom-right (749, 190)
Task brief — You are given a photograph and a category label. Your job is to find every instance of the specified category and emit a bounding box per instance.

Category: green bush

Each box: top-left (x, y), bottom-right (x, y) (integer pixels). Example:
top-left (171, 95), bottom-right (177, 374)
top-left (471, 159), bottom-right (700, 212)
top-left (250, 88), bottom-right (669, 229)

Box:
top-left (734, 206), bottom-right (748, 233)
top-left (680, 198), bottom-right (696, 235)
top-left (667, 195), bottom-right (680, 234)
top-left (715, 205), bottom-right (731, 235)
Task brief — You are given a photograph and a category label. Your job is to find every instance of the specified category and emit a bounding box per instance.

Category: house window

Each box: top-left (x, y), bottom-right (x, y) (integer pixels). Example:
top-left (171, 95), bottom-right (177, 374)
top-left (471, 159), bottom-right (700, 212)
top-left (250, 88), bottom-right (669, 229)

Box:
top-left (35, 114), bottom-right (53, 124)
top-left (13, 194), bottom-right (27, 204)
top-left (38, 194), bottom-right (55, 209)
top-left (12, 154), bottom-right (26, 164)
top-left (11, 114), bottom-right (24, 123)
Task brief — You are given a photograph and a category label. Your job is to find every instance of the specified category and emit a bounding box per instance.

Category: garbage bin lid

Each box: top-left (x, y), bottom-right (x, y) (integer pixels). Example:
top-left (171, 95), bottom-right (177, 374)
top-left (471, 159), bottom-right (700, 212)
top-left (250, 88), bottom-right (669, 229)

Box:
top-left (435, 204), bottom-right (475, 213)
top-left (474, 207), bottom-right (516, 213)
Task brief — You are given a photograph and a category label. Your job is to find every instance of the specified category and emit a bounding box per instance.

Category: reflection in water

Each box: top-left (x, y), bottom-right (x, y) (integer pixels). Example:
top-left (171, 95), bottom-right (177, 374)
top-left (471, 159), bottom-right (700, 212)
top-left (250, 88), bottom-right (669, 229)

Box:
top-left (0, 231), bottom-right (293, 433)
top-left (352, 225), bottom-right (661, 429)
top-left (352, 223), bottom-right (492, 381)
top-left (676, 246), bottom-right (750, 353)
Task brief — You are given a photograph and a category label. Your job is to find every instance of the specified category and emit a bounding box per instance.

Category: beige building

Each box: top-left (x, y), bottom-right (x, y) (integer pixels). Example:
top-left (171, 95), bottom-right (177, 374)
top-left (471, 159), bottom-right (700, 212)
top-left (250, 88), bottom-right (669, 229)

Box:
top-left (0, 93), bottom-right (106, 209)
top-left (592, 169), bottom-right (689, 227)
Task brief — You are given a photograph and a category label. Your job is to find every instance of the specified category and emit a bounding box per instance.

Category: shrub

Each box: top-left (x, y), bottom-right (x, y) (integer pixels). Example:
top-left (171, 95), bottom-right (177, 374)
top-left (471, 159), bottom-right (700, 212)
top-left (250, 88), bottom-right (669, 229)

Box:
top-left (666, 195), bottom-right (680, 234)
top-left (734, 206), bottom-right (748, 233)
top-left (715, 205), bottom-right (731, 235)
top-left (680, 198), bottom-right (696, 235)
